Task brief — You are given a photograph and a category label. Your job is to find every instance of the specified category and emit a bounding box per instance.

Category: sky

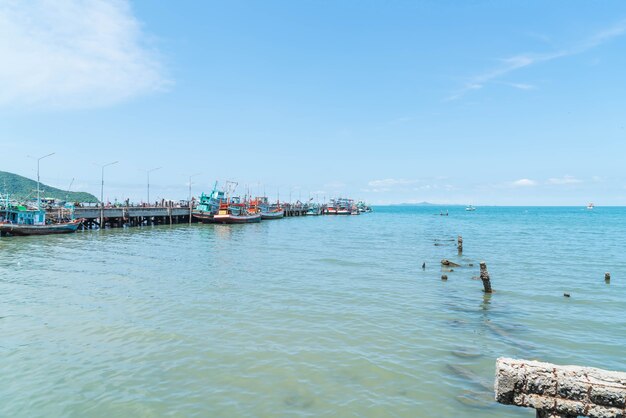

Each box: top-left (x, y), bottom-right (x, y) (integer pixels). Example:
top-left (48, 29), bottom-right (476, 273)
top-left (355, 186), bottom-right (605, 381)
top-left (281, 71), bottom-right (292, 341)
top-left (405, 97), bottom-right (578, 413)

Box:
top-left (1, 0), bottom-right (625, 205)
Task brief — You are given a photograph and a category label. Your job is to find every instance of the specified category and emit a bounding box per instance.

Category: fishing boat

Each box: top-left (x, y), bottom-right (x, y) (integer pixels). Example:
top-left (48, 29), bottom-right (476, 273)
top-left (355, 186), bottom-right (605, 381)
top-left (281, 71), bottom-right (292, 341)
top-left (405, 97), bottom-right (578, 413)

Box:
top-left (257, 196), bottom-right (284, 220)
top-left (336, 198), bottom-right (353, 215)
top-left (465, 205), bottom-right (476, 211)
top-left (192, 187), bottom-right (222, 222)
top-left (587, 203), bottom-right (594, 210)
top-left (0, 219), bottom-right (82, 236)
top-left (356, 201), bottom-right (372, 213)
top-left (211, 200), bottom-right (261, 224)
top-left (306, 204), bottom-right (321, 216)
top-left (261, 209), bottom-right (284, 220)
top-left (325, 199), bottom-right (338, 215)
top-left (0, 195), bottom-right (81, 237)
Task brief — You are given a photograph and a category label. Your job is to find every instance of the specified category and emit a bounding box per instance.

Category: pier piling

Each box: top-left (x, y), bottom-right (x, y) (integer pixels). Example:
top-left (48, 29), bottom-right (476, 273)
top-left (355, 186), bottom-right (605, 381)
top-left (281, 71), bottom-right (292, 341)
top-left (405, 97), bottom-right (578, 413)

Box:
top-left (605, 272), bottom-right (611, 283)
top-left (457, 235), bottom-right (463, 254)
top-left (479, 262), bottom-right (492, 293)
top-left (441, 274), bottom-right (448, 281)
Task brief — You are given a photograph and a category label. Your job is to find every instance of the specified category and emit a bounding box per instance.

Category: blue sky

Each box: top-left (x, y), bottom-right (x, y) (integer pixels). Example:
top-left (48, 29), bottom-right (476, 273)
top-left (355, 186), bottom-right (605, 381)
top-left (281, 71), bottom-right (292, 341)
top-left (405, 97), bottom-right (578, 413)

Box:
top-left (1, 0), bottom-right (625, 205)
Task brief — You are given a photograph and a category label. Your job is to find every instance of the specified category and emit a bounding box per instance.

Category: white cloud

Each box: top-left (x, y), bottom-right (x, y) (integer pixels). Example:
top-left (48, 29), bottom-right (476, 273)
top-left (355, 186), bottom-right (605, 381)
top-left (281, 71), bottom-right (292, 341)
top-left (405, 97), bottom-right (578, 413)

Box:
top-left (0, 0), bottom-right (167, 109)
top-left (367, 178), bottom-right (417, 187)
top-left (500, 82), bottom-right (536, 90)
top-left (547, 176), bottom-right (582, 185)
top-left (512, 178), bottom-right (537, 187)
top-left (447, 19), bottom-right (626, 101)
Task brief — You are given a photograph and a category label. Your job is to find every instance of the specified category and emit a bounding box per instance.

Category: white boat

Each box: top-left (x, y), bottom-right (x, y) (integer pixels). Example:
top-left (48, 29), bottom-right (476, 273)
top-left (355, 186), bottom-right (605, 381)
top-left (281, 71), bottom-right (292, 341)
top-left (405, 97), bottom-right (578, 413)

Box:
top-left (465, 205), bottom-right (476, 211)
top-left (587, 203), bottom-right (594, 210)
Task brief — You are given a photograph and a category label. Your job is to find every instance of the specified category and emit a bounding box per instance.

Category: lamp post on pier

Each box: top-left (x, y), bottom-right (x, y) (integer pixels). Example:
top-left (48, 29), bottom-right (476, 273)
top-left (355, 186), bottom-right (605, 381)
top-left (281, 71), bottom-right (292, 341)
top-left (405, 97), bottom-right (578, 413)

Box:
top-left (98, 161), bottom-right (118, 229)
top-left (27, 152), bottom-right (55, 211)
top-left (188, 173), bottom-right (201, 225)
top-left (145, 167), bottom-right (161, 207)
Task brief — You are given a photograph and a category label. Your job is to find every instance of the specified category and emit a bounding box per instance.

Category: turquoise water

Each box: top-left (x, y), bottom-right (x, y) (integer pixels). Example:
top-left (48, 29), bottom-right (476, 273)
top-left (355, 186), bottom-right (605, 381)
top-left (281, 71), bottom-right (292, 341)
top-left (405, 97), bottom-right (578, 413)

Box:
top-left (1, 206), bottom-right (625, 417)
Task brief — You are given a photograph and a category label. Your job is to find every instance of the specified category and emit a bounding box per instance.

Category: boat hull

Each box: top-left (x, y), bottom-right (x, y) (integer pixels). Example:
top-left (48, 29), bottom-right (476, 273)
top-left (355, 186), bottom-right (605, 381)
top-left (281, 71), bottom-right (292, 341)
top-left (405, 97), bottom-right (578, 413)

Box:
top-left (192, 212), bottom-right (214, 223)
top-left (261, 210), bottom-right (284, 220)
top-left (211, 213), bottom-right (262, 224)
top-left (0, 220), bottom-right (81, 236)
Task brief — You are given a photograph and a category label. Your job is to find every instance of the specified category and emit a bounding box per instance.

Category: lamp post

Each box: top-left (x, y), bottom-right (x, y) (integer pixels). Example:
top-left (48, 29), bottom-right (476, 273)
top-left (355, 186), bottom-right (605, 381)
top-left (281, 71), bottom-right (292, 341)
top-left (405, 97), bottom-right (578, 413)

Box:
top-left (99, 161), bottom-right (118, 228)
top-left (188, 173), bottom-right (201, 225)
top-left (145, 167), bottom-right (161, 206)
top-left (27, 152), bottom-right (55, 211)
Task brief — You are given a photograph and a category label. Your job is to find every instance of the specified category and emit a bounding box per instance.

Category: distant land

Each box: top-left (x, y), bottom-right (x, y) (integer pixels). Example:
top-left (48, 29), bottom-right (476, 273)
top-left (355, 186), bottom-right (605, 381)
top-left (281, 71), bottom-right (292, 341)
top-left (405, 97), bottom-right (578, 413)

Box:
top-left (390, 202), bottom-right (462, 206)
top-left (0, 171), bottom-right (98, 203)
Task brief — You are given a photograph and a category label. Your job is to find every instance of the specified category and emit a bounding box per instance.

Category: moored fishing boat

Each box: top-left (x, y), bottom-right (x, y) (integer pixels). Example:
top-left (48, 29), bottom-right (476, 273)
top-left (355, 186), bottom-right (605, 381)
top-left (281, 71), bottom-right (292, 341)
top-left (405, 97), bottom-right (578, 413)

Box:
top-left (261, 208), bottom-right (284, 219)
top-left (212, 201), bottom-right (261, 224)
top-left (336, 198), bottom-right (353, 215)
top-left (0, 219), bottom-right (82, 236)
top-left (356, 201), bottom-right (372, 213)
top-left (0, 195), bottom-right (81, 237)
top-left (257, 196), bottom-right (284, 219)
top-left (306, 204), bottom-right (321, 216)
top-left (192, 182), bottom-right (224, 223)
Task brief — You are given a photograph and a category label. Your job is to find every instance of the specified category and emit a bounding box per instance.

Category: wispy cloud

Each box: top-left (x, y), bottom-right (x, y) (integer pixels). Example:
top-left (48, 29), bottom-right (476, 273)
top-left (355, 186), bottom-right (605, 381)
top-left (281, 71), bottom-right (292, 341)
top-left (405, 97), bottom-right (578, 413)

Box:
top-left (511, 178), bottom-right (537, 187)
top-left (447, 19), bottom-right (626, 101)
top-left (0, 0), bottom-right (167, 109)
top-left (547, 175), bottom-right (582, 185)
top-left (367, 178), bottom-right (418, 187)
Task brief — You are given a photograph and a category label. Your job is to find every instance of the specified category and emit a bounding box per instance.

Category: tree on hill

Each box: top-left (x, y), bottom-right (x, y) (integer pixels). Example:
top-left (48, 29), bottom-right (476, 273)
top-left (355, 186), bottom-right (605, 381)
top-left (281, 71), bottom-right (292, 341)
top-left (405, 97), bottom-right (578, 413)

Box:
top-left (0, 171), bottom-right (99, 203)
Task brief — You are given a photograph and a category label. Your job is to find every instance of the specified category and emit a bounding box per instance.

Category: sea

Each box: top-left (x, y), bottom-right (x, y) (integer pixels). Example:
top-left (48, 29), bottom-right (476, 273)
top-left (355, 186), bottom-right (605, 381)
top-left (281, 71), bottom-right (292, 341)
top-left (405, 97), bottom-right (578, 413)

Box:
top-left (1, 206), bottom-right (624, 417)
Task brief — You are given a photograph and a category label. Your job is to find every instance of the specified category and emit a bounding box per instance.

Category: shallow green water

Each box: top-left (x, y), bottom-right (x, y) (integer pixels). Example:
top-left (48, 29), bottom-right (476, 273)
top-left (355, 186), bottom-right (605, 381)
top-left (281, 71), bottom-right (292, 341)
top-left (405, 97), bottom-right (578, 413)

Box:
top-left (1, 206), bottom-right (624, 417)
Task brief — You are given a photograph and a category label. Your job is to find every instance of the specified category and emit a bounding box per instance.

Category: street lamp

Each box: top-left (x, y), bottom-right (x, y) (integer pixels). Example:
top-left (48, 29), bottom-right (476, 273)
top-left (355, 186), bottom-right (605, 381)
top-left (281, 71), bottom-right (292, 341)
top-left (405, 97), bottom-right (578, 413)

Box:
top-left (188, 172), bottom-right (201, 225)
top-left (27, 152), bottom-right (55, 210)
top-left (145, 167), bottom-right (161, 206)
top-left (99, 160), bottom-right (118, 228)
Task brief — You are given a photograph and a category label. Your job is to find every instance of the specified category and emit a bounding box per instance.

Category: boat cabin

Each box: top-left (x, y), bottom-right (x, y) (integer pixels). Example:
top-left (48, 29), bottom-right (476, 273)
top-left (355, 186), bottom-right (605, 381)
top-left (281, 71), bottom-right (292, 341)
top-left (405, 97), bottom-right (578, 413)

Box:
top-left (1, 206), bottom-right (46, 225)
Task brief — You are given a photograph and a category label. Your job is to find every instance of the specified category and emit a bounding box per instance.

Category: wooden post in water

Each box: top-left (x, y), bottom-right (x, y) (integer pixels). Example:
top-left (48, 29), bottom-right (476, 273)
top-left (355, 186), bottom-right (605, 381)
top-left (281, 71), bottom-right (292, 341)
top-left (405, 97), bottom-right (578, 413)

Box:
top-left (480, 262), bottom-right (492, 293)
top-left (495, 357), bottom-right (626, 418)
top-left (457, 235), bottom-right (463, 254)
top-left (441, 274), bottom-right (448, 281)
top-left (605, 272), bottom-right (611, 283)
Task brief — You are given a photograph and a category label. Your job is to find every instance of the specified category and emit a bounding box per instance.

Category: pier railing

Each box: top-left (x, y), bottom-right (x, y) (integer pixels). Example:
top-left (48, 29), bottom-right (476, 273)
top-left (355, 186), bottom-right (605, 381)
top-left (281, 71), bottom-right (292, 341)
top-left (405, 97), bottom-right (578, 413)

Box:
top-left (495, 358), bottom-right (626, 417)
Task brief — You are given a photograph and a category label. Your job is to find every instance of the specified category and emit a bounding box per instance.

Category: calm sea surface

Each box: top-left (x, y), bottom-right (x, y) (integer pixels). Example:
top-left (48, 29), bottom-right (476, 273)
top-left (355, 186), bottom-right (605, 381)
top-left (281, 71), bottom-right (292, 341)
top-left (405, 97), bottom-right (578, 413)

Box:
top-left (1, 206), bottom-right (625, 417)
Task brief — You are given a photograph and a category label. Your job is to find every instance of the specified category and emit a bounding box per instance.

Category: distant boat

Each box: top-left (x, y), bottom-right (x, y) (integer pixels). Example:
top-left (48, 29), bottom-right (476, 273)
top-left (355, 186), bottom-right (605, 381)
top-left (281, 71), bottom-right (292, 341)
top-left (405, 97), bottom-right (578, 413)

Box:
top-left (336, 197), bottom-right (353, 215)
top-left (465, 205), bottom-right (476, 211)
top-left (306, 204), bottom-right (321, 216)
top-left (587, 203), bottom-right (594, 210)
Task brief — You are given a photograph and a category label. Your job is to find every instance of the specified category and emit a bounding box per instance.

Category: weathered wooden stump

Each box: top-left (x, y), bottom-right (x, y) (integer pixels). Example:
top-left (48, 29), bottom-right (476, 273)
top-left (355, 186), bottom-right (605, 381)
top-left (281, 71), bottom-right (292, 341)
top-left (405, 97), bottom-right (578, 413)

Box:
top-left (457, 235), bottom-right (463, 253)
top-left (605, 272), bottom-right (611, 283)
top-left (480, 262), bottom-right (492, 293)
top-left (441, 274), bottom-right (448, 281)
top-left (495, 358), bottom-right (626, 418)
top-left (441, 259), bottom-right (461, 267)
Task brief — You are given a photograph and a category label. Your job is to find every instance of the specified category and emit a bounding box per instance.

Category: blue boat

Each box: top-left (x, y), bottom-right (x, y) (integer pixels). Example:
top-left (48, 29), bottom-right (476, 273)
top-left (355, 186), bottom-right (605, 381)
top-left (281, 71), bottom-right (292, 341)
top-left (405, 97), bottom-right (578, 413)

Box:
top-left (0, 194), bottom-right (81, 236)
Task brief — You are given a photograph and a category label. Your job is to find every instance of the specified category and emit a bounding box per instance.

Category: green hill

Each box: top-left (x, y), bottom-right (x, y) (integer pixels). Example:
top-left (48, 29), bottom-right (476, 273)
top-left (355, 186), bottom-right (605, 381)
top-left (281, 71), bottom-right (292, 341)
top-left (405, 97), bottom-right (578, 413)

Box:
top-left (0, 171), bottom-right (99, 203)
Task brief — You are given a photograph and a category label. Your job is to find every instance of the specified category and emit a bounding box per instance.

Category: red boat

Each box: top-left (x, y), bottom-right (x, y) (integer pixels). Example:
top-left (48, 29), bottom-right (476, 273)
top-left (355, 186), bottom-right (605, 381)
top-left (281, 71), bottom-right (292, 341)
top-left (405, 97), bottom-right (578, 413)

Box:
top-left (210, 201), bottom-right (261, 224)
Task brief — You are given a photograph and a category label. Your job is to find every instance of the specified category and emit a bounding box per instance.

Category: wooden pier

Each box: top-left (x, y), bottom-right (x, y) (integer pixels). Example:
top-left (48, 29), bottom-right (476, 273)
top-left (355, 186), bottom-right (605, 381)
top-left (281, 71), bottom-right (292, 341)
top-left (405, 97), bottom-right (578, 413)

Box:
top-left (55, 203), bottom-right (312, 229)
